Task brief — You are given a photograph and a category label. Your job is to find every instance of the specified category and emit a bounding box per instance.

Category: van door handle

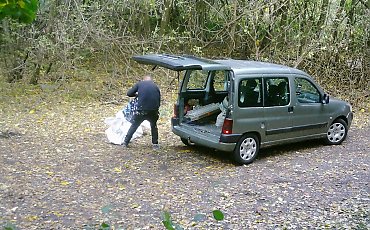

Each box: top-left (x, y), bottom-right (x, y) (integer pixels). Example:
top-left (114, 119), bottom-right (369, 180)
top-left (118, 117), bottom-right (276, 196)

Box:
top-left (288, 106), bottom-right (294, 113)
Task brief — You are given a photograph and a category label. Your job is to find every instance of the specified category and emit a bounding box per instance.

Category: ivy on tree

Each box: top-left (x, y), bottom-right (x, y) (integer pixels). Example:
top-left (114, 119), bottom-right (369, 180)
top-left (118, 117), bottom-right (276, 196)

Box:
top-left (0, 0), bottom-right (38, 23)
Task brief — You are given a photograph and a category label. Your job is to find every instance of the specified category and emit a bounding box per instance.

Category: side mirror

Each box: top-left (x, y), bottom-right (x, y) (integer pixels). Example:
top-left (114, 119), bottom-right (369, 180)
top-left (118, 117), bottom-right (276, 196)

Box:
top-left (322, 94), bottom-right (329, 104)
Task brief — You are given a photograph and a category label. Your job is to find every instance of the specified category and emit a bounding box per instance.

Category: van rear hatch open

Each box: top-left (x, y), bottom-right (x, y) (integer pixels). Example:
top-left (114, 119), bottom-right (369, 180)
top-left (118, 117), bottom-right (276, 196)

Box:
top-left (132, 54), bottom-right (235, 152)
top-left (132, 54), bottom-right (231, 71)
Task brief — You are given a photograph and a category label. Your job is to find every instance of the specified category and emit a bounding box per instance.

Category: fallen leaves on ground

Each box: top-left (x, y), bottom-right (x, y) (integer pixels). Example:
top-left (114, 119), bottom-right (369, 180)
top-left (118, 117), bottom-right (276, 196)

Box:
top-left (0, 83), bottom-right (369, 229)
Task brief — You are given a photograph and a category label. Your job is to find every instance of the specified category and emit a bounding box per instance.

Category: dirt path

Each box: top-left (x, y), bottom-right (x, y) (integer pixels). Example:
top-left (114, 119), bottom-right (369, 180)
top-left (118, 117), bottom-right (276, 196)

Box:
top-left (0, 102), bottom-right (369, 229)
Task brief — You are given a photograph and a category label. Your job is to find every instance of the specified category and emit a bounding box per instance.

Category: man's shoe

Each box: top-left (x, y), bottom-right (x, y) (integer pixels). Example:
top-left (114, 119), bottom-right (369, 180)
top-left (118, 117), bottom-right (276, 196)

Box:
top-left (152, 144), bottom-right (160, 150)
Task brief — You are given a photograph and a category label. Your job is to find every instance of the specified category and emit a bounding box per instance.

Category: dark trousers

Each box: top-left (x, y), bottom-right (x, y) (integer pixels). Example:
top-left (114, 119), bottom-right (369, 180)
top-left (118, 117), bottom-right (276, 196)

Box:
top-left (124, 110), bottom-right (159, 145)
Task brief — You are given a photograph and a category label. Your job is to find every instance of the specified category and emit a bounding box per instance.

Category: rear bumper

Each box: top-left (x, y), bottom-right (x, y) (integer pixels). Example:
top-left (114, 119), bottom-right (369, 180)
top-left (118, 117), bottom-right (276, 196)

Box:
top-left (220, 133), bottom-right (241, 143)
top-left (172, 125), bottom-right (236, 152)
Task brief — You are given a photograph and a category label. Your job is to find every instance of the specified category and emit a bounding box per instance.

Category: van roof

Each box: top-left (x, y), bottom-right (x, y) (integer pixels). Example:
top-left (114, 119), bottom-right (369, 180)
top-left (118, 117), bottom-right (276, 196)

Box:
top-left (215, 59), bottom-right (307, 76)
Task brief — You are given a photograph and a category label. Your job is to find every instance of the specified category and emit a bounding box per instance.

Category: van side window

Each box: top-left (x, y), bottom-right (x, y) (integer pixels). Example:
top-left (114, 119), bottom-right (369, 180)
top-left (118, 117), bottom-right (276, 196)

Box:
top-left (187, 70), bottom-right (208, 90)
top-left (238, 78), bottom-right (262, 107)
top-left (265, 77), bottom-right (290, 106)
top-left (295, 78), bottom-right (321, 103)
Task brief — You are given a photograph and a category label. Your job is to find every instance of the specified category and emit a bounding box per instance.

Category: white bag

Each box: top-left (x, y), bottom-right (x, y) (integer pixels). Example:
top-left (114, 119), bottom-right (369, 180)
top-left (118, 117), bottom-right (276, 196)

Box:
top-left (216, 97), bottom-right (228, 127)
top-left (104, 110), bottom-right (149, 145)
top-left (216, 112), bottom-right (226, 127)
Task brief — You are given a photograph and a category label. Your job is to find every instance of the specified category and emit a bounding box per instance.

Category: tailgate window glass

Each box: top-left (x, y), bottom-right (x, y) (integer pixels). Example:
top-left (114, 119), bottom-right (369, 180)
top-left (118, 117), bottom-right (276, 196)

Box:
top-left (187, 70), bottom-right (208, 90)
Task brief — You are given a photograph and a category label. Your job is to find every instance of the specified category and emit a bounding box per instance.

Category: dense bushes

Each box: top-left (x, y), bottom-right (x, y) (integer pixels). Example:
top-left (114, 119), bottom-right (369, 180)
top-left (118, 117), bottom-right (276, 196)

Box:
top-left (0, 0), bottom-right (368, 108)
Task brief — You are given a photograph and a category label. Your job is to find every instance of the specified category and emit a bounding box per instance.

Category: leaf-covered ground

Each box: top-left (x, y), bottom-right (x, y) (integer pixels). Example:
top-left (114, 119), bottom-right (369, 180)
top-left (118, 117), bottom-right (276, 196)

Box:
top-left (0, 84), bottom-right (369, 229)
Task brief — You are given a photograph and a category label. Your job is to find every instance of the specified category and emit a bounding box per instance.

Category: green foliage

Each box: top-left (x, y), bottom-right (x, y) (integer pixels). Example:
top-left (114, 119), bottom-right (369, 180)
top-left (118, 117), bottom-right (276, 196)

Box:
top-left (193, 213), bottom-right (207, 222)
top-left (101, 204), bottom-right (113, 214)
top-left (212, 210), bottom-right (225, 221)
top-left (0, 0), bottom-right (368, 108)
top-left (99, 222), bottom-right (110, 230)
top-left (2, 222), bottom-right (18, 230)
top-left (162, 211), bottom-right (177, 230)
top-left (0, 0), bottom-right (38, 23)
top-left (162, 210), bottom-right (225, 229)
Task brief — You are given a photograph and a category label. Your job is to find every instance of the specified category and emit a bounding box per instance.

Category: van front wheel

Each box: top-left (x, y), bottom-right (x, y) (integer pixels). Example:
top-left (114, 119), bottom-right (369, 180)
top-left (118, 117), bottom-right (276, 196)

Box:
top-left (234, 134), bottom-right (259, 164)
top-left (325, 119), bottom-right (348, 145)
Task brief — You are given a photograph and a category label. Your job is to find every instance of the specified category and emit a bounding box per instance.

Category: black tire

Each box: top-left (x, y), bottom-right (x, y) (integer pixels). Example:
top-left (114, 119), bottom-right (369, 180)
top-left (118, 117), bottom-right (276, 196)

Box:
top-left (233, 134), bottom-right (259, 164)
top-left (181, 137), bottom-right (195, 146)
top-left (325, 119), bottom-right (348, 145)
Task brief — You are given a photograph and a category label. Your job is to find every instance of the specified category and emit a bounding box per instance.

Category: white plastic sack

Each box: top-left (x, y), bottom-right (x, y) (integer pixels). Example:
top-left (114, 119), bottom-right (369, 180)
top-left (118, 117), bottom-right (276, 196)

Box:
top-left (216, 97), bottom-right (228, 127)
top-left (104, 110), bottom-right (150, 145)
top-left (216, 112), bottom-right (226, 127)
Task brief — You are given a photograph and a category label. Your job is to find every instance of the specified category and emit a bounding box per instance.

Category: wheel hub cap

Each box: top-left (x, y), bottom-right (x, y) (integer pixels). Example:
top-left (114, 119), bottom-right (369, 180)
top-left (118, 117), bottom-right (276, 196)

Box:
top-left (327, 123), bottom-right (346, 143)
top-left (240, 138), bottom-right (257, 160)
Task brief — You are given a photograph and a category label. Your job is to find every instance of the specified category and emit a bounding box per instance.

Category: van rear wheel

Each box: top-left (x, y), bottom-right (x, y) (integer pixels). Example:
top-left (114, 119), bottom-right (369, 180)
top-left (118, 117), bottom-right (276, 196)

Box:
top-left (234, 134), bottom-right (259, 164)
top-left (181, 137), bottom-right (195, 146)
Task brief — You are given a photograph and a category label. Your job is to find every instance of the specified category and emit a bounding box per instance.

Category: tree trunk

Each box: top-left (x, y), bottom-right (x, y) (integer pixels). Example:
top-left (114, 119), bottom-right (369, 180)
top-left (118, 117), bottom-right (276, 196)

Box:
top-left (30, 64), bottom-right (41, 85)
top-left (195, 0), bottom-right (206, 40)
top-left (160, 0), bottom-right (173, 35)
top-left (317, 0), bottom-right (329, 33)
top-left (227, 1), bottom-right (238, 55)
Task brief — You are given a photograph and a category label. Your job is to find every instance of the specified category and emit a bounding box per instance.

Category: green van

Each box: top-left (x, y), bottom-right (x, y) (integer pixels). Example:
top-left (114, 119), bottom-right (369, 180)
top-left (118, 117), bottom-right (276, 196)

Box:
top-left (133, 54), bottom-right (353, 164)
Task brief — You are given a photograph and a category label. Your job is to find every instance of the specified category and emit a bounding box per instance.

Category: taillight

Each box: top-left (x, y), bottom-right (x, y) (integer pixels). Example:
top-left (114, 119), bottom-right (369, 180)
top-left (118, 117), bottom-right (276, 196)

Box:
top-left (173, 104), bottom-right (179, 118)
top-left (222, 118), bottom-right (233, 134)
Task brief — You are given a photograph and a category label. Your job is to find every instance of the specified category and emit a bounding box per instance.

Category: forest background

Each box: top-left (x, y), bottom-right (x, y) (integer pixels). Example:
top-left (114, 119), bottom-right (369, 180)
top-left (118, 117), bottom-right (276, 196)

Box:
top-left (0, 0), bottom-right (369, 112)
top-left (0, 1), bottom-right (369, 229)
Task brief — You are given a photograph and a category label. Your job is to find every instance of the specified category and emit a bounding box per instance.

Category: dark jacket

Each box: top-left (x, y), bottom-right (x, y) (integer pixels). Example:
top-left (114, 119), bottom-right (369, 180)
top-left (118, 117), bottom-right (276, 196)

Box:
top-left (127, 80), bottom-right (160, 111)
